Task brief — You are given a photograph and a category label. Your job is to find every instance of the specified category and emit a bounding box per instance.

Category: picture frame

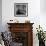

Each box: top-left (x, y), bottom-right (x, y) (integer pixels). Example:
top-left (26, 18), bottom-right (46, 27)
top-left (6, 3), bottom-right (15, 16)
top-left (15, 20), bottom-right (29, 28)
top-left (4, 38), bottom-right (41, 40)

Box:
top-left (14, 3), bottom-right (28, 17)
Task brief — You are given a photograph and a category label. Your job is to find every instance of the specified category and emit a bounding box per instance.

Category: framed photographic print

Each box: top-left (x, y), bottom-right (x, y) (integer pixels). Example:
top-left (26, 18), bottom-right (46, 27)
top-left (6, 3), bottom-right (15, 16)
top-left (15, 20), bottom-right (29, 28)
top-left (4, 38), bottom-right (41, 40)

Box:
top-left (14, 3), bottom-right (28, 17)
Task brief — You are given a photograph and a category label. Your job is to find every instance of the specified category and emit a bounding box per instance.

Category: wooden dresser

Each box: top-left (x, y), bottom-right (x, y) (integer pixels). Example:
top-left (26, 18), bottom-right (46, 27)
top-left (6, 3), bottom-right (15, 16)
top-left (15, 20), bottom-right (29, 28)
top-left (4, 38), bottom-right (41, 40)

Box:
top-left (7, 23), bottom-right (34, 46)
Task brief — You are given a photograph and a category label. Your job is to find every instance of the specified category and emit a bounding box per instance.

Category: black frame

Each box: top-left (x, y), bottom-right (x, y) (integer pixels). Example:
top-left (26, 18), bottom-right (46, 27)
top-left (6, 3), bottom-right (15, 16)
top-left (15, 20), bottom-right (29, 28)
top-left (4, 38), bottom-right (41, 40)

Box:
top-left (14, 3), bottom-right (28, 17)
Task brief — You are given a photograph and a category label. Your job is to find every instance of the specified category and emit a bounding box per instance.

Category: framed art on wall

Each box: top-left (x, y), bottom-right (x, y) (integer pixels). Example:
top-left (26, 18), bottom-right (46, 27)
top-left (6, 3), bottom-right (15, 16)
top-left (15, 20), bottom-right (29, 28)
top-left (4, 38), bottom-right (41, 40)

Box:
top-left (14, 3), bottom-right (28, 17)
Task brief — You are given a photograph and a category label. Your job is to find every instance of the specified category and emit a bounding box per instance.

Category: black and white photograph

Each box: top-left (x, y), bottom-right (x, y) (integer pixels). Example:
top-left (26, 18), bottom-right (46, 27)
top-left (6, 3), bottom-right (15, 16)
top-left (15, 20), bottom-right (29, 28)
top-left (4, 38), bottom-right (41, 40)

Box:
top-left (14, 3), bottom-right (28, 17)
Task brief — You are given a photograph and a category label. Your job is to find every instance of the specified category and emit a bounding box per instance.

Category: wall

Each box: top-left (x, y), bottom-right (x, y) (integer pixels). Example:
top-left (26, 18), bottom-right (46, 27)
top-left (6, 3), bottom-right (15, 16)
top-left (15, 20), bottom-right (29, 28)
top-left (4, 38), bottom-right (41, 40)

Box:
top-left (40, 0), bottom-right (46, 32)
top-left (40, 0), bottom-right (46, 13)
top-left (0, 0), bottom-right (2, 32)
top-left (2, 0), bottom-right (40, 30)
top-left (2, 0), bottom-right (46, 46)
top-left (2, 0), bottom-right (40, 46)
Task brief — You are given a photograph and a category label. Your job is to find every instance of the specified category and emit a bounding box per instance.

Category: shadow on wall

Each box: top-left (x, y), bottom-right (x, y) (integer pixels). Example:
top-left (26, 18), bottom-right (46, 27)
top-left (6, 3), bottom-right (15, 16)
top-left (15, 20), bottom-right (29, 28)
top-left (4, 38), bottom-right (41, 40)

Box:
top-left (40, 0), bottom-right (46, 14)
top-left (0, 0), bottom-right (2, 32)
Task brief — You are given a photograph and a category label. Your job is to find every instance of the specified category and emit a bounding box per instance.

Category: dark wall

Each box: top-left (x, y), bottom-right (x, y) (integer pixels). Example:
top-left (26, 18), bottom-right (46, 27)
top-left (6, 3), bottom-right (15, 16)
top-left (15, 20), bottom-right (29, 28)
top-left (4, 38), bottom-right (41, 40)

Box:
top-left (0, 0), bottom-right (2, 32)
